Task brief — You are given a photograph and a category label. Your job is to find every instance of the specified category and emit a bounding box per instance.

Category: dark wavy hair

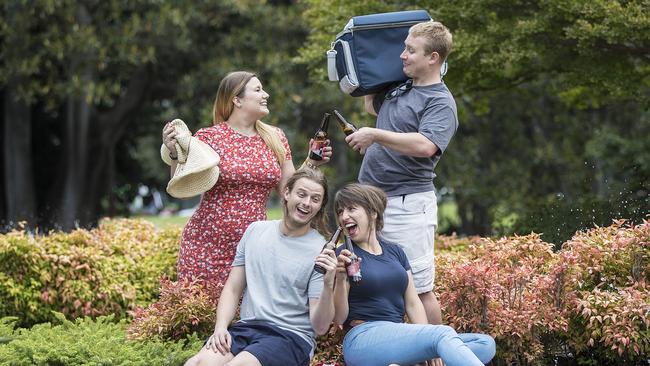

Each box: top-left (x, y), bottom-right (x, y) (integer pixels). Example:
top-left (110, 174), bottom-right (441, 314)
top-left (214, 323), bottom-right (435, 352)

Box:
top-left (333, 183), bottom-right (387, 232)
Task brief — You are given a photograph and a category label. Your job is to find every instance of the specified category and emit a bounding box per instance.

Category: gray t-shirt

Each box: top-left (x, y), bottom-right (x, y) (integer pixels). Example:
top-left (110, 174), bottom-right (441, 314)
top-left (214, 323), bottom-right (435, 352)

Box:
top-left (359, 82), bottom-right (458, 196)
top-left (232, 220), bottom-right (326, 351)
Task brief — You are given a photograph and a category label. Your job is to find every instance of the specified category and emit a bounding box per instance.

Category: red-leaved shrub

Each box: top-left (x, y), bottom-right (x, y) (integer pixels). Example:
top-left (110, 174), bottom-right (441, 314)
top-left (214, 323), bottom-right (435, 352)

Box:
top-left (437, 233), bottom-right (561, 364)
top-left (127, 276), bottom-right (219, 341)
top-left (550, 219), bottom-right (649, 362)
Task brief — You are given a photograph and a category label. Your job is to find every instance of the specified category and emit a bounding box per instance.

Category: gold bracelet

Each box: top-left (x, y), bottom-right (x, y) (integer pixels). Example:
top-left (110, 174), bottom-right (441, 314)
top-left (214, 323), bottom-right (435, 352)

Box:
top-left (302, 159), bottom-right (318, 170)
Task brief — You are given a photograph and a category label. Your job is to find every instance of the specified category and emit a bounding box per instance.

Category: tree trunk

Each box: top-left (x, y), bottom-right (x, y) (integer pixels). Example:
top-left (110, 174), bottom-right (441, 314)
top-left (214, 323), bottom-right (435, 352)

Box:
top-left (84, 64), bottom-right (152, 226)
top-left (57, 5), bottom-right (94, 230)
top-left (457, 198), bottom-right (490, 236)
top-left (2, 83), bottom-right (36, 228)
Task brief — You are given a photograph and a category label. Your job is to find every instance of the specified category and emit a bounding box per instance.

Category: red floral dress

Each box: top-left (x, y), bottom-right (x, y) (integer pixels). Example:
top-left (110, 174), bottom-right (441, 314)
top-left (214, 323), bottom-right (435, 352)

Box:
top-left (177, 122), bottom-right (291, 297)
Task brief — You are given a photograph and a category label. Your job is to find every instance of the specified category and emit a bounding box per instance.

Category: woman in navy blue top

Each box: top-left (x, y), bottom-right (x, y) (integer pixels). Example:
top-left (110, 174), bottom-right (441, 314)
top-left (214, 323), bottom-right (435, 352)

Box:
top-left (333, 183), bottom-right (495, 366)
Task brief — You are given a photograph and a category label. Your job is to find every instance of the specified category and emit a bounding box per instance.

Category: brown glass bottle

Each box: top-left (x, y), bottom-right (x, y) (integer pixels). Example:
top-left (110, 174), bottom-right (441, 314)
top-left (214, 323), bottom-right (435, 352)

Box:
top-left (344, 236), bottom-right (362, 283)
top-left (309, 113), bottom-right (330, 161)
top-left (332, 109), bottom-right (358, 136)
top-left (314, 227), bottom-right (342, 274)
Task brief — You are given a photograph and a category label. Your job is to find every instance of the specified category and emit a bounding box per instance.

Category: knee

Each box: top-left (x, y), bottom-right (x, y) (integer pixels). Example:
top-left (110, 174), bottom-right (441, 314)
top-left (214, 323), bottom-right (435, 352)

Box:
top-left (437, 324), bottom-right (456, 337)
top-left (184, 354), bottom-right (210, 366)
top-left (481, 335), bottom-right (497, 363)
top-left (184, 355), bottom-right (199, 366)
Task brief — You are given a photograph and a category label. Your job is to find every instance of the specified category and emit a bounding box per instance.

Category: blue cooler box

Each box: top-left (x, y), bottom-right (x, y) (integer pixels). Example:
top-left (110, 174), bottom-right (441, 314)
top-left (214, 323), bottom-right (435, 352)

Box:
top-left (327, 10), bottom-right (445, 97)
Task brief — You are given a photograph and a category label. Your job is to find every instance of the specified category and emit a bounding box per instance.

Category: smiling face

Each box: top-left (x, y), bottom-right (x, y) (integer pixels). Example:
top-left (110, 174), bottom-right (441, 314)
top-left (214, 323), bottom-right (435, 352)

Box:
top-left (336, 204), bottom-right (376, 245)
top-left (235, 77), bottom-right (269, 119)
top-left (333, 183), bottom-right (387, 245)
top-left (283, 177), bottom-right (325, 229)
top-left (400, 34), bottom-right (436, 79)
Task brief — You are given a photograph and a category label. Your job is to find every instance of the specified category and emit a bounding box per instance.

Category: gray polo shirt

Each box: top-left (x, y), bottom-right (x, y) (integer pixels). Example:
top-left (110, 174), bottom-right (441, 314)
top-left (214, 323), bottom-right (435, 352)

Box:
top-left (359, 82), bottom-right (458, 196)
top-left (232, 220), bottom-right (326, 351)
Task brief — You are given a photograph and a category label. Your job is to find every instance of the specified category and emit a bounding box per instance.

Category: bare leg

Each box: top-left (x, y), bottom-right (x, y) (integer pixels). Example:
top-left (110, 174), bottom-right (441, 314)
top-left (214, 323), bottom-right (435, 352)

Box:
top-left (225, 351), bottom-right (262, 366)
top-left (184, 347), bottom-right (234, 366)
top-left (419, 291), bottom-right (442, 325)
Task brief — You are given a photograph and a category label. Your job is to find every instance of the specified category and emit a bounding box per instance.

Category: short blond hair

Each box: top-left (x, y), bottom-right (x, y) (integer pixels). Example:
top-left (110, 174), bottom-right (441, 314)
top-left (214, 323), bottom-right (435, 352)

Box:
top-left (409, 21), bottom-right (453, 61)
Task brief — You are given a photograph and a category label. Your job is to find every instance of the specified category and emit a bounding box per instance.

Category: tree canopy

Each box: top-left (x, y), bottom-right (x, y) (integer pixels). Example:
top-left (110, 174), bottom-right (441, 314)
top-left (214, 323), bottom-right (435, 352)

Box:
top-left (1, 0), bottom-right (648, 242)
top-left (297, 0), bottom-right (649, 243)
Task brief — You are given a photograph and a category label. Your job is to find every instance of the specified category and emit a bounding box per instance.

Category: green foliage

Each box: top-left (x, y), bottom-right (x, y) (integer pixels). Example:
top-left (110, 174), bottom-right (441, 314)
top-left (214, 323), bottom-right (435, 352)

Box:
top-left (0, 219), bottom-right (178, 326)
top-left (128, 277), bottom-right (217, 341)
top-left (299, 0), bottom-right (650, 105)
top-left (298, 0), bottom-right (649, 240)
top-left (0, 315), bottom-right (202, 365)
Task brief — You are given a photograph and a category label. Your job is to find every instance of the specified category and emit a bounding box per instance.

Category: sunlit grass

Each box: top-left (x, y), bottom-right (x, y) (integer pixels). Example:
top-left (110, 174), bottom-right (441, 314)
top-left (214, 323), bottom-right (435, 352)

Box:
top-left (138, 206), bottom-right (284, 229)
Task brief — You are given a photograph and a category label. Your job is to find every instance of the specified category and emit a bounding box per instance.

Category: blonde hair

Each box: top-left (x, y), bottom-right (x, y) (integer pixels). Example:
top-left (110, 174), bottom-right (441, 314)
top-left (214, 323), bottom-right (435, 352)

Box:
top-left (409, 21), bottom-right (453, 62)
top-left (212, 71), bottom-right (286, 163)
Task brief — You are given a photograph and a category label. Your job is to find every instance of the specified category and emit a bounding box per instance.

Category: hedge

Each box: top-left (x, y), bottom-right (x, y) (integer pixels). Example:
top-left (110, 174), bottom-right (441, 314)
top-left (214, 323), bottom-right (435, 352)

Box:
top-left (1, 218), bottom-right (647, 365)
top-left (0, 219), bottom-right (178, 326)
top-left (0, 314), bottom-right (202, 365)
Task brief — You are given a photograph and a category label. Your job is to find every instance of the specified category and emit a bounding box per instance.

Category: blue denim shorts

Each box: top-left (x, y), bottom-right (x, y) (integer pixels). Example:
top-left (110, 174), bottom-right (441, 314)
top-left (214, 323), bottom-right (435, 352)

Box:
top-left (228, 321), bottom-right (312, 366)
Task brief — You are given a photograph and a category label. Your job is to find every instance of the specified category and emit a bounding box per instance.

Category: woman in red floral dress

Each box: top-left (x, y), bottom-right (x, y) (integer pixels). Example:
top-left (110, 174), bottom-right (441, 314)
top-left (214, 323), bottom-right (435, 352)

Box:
top-left (162, 71), bottom-right (330, 299)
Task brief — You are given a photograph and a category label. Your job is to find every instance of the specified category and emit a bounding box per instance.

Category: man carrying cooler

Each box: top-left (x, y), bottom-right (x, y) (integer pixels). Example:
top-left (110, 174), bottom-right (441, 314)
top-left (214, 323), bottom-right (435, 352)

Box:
top-left (345, 21), bottom-right (458, 326)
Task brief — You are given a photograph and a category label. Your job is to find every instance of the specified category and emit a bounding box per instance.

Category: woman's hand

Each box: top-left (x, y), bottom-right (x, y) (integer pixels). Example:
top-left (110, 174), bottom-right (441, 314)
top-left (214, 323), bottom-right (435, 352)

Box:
top-left (162, 122), bottom-right (178, 158)
top-left (205, 326), bottom-right (231, 355)
top-left (307, 138), bottom-right (332, 168)
top-left (335, 249), bottom-right (352, 279)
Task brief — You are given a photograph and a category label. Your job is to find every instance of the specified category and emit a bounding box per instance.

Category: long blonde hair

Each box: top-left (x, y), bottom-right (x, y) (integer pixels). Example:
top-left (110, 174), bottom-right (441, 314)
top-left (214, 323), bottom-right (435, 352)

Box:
top-left (212, 71), bottom-right (286, 163)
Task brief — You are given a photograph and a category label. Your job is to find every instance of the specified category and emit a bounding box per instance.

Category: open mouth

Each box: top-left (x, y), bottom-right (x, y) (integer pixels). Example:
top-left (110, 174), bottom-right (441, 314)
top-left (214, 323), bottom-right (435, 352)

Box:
top-left (296, 206), bottom-right (310, 218)
top-left (344, 222), bottom-right (359, 237)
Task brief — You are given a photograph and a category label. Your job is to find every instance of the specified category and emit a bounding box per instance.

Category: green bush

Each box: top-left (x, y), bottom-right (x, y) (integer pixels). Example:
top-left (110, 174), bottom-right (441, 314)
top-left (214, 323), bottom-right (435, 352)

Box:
top-left (0, 314), bottom-right (202, 365)
top-left (0, 219), bottom-right (179, 326)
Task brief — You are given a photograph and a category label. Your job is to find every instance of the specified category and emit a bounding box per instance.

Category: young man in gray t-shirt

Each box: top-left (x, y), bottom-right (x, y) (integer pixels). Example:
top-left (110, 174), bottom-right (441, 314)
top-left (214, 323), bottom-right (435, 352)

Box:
top-left (184, 169), bottom-right (338, 366)
top-left (345, 21), bottom-right (458, 326)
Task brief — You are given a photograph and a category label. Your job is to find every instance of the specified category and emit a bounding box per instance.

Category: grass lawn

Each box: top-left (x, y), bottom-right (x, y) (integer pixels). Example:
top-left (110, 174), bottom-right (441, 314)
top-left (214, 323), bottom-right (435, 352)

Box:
top-left (139, 206), bottom-right (284, 229)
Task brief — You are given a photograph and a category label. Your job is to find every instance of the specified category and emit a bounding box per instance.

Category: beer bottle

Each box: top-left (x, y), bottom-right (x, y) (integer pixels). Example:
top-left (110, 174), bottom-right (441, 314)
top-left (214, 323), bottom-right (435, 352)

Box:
top-left (309, 112), bottom-right (330, 161)
top-left (314, 227), bottom-right (343, 274)
top-left (332, 109), bottom-right (358, 136)
top-left (344, 236), bottom-right (362, 283)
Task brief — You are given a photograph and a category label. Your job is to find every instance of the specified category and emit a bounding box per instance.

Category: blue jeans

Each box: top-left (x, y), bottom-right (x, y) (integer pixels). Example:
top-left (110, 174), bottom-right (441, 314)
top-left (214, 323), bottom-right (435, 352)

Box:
top-left (342, 321), bottom-right (496, 366)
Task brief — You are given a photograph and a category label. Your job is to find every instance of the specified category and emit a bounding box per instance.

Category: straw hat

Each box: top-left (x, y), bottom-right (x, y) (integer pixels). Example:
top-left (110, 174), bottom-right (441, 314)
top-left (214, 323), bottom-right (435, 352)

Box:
top-left (160, 119), bottom-right (220, 198)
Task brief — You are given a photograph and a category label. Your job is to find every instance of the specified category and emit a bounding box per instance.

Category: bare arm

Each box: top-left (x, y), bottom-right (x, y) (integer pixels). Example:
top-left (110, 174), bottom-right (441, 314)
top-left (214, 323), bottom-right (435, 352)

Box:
top-left (214, 266), bottom-right (247, 329)
top-left (309, 294), bottom-right (335, 335)
top-left (332, 250), bottom-right (352, 325)
top-left (309, 248), bottom-right (338, 335)
top-left (364, 94), bottom-right (378, 116)
top-left (404, 271), bottom-right (428, 324)
top-left (345, 127), bottom-right (438, 157)
top-left (276, 160), bottom-right (295, 195)
top-left (205, 265), bottom-right (247, 354)
top-left (278, 139), bottom-right (332, 194)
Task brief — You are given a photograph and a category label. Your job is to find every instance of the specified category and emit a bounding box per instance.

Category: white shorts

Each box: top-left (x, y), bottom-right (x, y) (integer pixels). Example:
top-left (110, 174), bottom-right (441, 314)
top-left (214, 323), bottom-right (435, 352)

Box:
top-left (380, 191), bottom-right (437, 293)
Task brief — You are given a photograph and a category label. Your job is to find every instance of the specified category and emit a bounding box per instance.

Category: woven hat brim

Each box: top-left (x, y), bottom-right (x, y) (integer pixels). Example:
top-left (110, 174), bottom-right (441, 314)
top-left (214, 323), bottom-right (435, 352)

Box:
top-left (167, 138), bottom-right (220, 198)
